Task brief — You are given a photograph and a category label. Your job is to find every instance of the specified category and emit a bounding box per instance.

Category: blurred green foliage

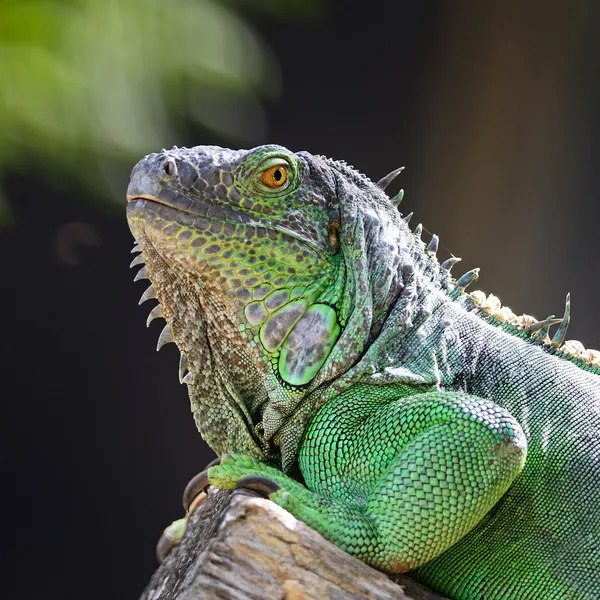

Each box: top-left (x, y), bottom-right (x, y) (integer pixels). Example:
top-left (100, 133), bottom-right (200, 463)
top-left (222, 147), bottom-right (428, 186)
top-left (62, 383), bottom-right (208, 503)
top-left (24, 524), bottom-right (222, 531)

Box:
top-left (0, 0), bottom-right (318, 220)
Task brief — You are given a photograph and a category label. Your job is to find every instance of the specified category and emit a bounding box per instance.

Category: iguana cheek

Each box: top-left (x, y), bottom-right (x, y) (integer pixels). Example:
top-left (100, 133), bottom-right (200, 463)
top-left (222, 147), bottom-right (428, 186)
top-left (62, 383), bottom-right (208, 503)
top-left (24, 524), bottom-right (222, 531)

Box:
top-left (278, 304), bottom-right (341, 386)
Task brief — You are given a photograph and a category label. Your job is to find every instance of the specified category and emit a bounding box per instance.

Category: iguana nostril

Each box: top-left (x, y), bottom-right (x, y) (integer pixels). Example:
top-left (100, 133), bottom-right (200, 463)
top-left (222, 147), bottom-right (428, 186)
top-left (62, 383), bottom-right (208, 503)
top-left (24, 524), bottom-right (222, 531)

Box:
top-left (163, 158), bottom-right (177, 178)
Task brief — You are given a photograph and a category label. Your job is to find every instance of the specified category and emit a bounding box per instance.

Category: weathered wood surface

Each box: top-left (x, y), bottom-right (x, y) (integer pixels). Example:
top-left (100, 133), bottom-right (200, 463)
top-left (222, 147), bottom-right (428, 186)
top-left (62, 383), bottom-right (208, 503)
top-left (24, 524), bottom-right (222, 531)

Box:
top-left (140, 488), bottom-right (449, 600)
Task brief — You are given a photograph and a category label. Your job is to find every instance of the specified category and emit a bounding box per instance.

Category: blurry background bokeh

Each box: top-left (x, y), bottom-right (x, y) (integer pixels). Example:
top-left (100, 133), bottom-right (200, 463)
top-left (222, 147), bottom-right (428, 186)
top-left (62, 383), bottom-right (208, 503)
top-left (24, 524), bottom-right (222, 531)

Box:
top-left (2, 1), bottom-right (599, 598)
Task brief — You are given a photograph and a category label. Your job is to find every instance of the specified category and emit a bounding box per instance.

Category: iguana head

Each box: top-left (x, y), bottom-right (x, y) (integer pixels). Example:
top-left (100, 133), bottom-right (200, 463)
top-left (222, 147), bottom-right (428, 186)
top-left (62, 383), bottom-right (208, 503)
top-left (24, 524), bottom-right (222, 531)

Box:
top-left (126, 144), bottom-right (418, 464)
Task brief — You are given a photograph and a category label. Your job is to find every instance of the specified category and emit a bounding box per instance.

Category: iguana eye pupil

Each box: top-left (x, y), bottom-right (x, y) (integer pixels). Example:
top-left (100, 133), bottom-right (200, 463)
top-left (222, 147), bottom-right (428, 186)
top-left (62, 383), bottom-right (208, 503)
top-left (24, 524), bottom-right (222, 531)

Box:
top-left (261, 164), bottom-right (288, 188)
top-left (163, 159), bottom-right (177, 177)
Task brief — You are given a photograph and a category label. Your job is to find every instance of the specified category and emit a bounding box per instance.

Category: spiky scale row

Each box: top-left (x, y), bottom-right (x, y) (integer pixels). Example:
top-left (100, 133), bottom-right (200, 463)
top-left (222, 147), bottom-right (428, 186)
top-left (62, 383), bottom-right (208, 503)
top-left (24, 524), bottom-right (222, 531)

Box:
top-left (130, 245), bottom-right (157, 305)
top-left (467, 288), bottom-right (600, 367)
top-left (130, 240), bottom-right (189, 383)
top-left (394, 199), bottom-right (592, 369)
top-left (399, 207), bottom-right (583, 362)
top-left (403, 219), bottom-right (575, 355)
top-left (401, 210), bottom-right (597, 369)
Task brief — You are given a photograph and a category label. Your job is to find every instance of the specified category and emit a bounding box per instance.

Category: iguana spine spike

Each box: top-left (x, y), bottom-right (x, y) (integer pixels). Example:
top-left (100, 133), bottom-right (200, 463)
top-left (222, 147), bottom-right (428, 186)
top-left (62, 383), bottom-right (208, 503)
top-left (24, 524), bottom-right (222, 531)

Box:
top-left (552, 293), bottom-right (571, 347)
top-left (131, 244), bottom-right (142, 254)
top-left (414, 223), bottom-right (423, 238)
top-left (402, 212), bottom-right (413, 224)
top-left (427, 234), bottom-right (439, 254)
top-left (133, 266), bottom-right (149, 282)
top-left (526, 316), bottom-right (562, 337)
top-left (156, 325), bottom-right (174, 351)
top-left (376, 166), bottom-right (405, 191)
top-left (130, 254), bottom-right (145, 268)
top-left (146, 304), bottom-right (164, 327)
top-left (440, 257), bottom-right (462, 270)
top-left (179, 353), bottom-right (189, 384)
top-left (139, 285), bottom-right (157, 305)
top-left (456, 268), bottom-right (480, 289)
top-left (391, 189), bottom-right (404, 207)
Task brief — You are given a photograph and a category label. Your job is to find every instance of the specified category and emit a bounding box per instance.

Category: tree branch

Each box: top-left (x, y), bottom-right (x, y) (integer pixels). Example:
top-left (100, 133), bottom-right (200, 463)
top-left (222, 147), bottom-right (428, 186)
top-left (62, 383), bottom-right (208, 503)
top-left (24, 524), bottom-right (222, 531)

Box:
top-left (140, 488), bottom-right (449, 600)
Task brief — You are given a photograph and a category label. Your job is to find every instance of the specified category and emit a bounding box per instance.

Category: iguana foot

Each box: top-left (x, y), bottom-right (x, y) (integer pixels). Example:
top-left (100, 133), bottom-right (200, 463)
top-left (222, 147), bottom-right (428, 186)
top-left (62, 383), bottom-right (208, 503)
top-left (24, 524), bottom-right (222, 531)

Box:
top-left (207, 454), bottom-right (326, 514)
top-left (156, 457), bottom-right (295, 563)
top-left (207, 454), bottom-right (288, 493)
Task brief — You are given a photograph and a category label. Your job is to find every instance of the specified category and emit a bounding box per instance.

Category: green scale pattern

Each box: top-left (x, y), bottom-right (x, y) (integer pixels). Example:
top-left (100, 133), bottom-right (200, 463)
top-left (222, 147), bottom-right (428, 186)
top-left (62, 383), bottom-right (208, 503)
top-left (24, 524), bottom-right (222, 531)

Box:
top-left (210, 386), bottom-right (526, 573)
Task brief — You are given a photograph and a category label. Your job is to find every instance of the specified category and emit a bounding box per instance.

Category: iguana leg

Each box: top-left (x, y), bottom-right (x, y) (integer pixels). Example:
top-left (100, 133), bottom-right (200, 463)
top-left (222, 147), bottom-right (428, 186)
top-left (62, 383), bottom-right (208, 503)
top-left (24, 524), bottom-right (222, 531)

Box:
top-left (208, 387), bottom-right (527, 572)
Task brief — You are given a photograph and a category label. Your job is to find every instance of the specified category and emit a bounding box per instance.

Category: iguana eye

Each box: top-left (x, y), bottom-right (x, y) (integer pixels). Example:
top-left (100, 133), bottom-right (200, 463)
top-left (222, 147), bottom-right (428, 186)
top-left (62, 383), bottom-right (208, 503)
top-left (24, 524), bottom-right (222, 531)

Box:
top-left (261, 164), bottom-right (288, 188)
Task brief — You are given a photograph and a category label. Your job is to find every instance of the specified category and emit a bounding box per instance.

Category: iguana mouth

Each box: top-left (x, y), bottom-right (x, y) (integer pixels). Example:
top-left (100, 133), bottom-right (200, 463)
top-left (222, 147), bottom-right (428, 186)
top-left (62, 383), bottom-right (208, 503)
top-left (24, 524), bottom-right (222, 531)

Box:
top-left (127, 194), bottom-right (326, 259)
top-left (127, 192), bottom-right (252, 222)
top-left (126, 193), bottom-right (169, 206)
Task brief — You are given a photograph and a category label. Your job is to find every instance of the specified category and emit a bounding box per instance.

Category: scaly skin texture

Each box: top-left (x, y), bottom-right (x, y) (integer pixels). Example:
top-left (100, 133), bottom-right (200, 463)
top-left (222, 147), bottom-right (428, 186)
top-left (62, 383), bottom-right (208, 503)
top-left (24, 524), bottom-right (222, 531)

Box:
top-left (126, 145), bottom-right (600, 599)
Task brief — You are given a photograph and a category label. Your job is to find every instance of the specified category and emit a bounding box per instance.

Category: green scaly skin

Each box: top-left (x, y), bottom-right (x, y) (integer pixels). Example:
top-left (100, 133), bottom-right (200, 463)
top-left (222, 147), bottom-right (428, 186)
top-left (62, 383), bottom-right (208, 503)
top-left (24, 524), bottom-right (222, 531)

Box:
top-left (126, 144), bottom-right (600, 599)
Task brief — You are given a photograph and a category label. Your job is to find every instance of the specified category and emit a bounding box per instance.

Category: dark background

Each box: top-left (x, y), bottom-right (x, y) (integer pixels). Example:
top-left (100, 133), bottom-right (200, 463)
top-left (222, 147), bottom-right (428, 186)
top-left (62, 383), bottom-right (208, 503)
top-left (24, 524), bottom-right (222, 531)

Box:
top-left (3, 1), bottom-right (600, 598)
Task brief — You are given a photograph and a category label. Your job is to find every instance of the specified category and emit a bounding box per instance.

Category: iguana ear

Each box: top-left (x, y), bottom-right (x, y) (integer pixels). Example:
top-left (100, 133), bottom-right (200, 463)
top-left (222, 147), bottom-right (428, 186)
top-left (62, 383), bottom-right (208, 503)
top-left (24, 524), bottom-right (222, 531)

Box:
top-left (327, 220), bottom-right (341, 254)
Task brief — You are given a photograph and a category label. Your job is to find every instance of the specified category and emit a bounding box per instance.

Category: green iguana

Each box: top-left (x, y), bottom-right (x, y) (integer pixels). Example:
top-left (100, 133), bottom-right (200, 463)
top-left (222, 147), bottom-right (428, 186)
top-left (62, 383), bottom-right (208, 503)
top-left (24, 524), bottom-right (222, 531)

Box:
top-left (126, 144), bottom-right (600, 600)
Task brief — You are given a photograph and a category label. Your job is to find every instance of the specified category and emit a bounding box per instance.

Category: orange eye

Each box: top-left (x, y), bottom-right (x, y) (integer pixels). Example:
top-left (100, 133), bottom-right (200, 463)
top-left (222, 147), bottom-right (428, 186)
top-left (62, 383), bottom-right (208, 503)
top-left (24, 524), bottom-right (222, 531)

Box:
top-left (261, 164), bottom-right (288, 188)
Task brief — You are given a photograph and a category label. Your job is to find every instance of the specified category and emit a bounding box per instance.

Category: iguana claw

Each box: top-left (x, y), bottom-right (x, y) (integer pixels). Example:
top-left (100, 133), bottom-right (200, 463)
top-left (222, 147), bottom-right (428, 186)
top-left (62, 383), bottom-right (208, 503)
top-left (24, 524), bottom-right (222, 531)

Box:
top-left (182, 456), bottom-right (223, 512)
top-left (235, 475), bottom-right (282, 497)
top-left (155, 457), bottom-right (225, 564)
top-left (156, 518), bottom-right (187, 563)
